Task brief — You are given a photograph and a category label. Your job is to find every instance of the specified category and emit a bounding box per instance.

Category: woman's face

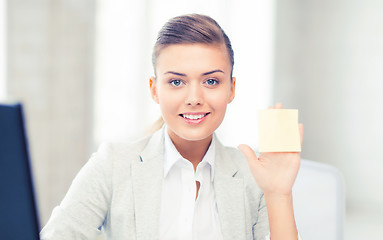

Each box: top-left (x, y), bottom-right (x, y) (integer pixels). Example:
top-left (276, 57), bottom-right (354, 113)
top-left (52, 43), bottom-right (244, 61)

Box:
top-left (150, 43), bottom-right (235, 143)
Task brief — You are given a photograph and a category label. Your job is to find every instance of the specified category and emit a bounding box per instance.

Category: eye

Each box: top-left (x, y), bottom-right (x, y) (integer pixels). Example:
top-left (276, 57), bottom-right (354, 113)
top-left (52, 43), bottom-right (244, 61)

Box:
top-left (205, 78), bottom-right (219, 86)
top-left (170, 79), bottom-right (183, 87)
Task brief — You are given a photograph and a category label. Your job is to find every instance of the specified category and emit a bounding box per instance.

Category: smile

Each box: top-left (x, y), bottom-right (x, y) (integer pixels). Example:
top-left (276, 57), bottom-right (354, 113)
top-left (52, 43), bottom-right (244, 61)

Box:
top-left (181, 113), bottom-right (209, 120)
top-left (179, 112), bottom-right (210, 124)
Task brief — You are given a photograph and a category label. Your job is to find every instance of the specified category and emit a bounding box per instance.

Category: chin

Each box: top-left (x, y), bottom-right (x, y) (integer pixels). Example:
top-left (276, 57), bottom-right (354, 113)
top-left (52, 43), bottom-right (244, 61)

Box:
top-left (166, 116), bottom-right (224, 142)
top-left (175, 126), bottom-right (217, 142)
top-left (180, 133), bottom-right (212, 142)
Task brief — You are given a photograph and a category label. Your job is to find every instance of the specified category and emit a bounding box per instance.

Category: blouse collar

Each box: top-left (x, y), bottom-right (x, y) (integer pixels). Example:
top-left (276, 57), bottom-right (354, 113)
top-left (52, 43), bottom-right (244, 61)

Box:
top-left (163, 125), bottom-right (216, 181)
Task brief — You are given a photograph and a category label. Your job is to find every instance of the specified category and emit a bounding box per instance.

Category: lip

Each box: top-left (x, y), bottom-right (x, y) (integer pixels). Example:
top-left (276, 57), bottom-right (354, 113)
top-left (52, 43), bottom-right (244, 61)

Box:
top-left (179, 112), bottom-right (210, 125)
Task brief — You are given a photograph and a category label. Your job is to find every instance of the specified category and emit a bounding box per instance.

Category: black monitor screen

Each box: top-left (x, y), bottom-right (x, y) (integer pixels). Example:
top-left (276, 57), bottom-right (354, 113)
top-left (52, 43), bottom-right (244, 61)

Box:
top-left (0, 103), bottom-right (40, 239)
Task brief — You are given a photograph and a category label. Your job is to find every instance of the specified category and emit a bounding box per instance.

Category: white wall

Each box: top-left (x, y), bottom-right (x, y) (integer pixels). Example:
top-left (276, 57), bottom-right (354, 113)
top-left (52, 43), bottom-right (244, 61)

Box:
top-left (6, 0), bottom-right (95, 224)
top-left (0, 0), bottom-right (5, 99)
top-left (274, 0), bottom-right (383, 238)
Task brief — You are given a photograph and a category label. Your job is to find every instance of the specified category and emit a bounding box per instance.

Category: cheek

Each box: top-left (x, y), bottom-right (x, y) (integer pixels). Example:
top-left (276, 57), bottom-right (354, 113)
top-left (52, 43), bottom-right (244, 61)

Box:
top-left (207, 90), bottom-right (230, 113)
top-left (158, 89), bottom-right (183, 115)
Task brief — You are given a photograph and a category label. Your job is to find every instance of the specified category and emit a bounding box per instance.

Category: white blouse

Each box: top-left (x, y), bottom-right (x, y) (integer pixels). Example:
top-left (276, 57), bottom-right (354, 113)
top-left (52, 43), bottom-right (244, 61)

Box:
top-left (159, 127), bottom-right (223, 240)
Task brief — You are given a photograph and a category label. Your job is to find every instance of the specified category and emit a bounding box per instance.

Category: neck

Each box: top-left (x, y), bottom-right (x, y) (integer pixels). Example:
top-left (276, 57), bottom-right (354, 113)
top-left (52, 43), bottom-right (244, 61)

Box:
top-left (168, 130), bottom-right (212, 171)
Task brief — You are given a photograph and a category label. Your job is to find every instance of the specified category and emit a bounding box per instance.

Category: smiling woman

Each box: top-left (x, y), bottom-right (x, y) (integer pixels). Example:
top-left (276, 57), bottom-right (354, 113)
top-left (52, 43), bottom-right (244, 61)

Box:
top-left (41, 13), bottom-right (302, 240)
top-left (150, 43), bottom-right (235, 148)
top-left (149, 14), bottom-right (235, 149)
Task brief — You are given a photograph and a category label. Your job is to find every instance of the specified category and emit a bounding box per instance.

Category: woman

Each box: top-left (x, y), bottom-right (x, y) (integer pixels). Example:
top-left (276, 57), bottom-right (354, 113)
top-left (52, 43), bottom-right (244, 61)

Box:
top-left (41, 14), bottom-right (303, 240)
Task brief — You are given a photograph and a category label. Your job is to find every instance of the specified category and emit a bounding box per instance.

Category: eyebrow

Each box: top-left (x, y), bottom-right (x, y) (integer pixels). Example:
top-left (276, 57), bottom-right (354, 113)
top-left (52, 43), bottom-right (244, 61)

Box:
top-left (202, 69), bottom-right (224, 75)
top-left (164, 69), bottom-right (224, 77)
top-left (164, 71), bottom-right (186, 76)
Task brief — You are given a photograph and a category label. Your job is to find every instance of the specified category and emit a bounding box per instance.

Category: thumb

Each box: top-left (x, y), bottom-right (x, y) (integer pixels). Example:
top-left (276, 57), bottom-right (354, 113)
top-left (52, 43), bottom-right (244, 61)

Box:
top-left (238, 144), bottom-right (259, 163)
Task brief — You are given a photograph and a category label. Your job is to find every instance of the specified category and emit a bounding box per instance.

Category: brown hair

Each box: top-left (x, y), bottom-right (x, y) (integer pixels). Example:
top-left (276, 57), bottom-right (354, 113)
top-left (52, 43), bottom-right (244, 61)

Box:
top-left (150, 14), bottom-right (234, 133)
top-left (152, 14), bottom-right (234, 76)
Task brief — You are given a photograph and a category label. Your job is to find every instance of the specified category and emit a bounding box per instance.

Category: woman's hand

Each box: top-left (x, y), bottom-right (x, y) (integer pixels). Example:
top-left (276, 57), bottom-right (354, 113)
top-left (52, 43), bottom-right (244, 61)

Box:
top-left (238, 103), bottom-right (304, 197)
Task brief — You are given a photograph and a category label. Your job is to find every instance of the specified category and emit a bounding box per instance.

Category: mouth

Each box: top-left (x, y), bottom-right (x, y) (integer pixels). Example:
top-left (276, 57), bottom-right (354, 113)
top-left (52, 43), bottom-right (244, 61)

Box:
top-left (179, 112), bottom-right (210, 124)
top-left (180, 112), bottom-right (210, 120)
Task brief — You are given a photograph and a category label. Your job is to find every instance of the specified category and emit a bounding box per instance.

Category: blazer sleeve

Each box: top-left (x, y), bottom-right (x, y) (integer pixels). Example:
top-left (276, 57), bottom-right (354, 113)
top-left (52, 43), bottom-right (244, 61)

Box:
top-left (252, 193), bottom-right (270, 239)
top-left (40, 142), bottom-right (113, 240)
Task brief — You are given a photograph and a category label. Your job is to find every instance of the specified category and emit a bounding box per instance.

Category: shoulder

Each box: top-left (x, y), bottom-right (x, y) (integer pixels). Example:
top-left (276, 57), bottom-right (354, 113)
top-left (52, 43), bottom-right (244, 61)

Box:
top-left (99, 135), bottom-right (151, 157)
top-left (92, 129), bottom-right (163, 169)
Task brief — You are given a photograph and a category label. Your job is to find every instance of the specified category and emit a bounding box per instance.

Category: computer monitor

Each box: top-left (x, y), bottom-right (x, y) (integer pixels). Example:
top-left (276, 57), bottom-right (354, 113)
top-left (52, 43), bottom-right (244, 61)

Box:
top-left (0, 103), bottom-right (40, 239)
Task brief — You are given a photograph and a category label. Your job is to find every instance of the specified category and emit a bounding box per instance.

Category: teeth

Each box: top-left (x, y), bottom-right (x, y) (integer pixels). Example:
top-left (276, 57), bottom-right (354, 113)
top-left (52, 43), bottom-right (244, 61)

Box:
top-left (183, 114), bottom-right (206, 120)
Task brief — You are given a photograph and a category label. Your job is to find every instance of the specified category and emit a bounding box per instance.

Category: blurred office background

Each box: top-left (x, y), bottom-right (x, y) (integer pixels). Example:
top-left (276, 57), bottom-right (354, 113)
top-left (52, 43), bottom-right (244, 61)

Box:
top-left (1, 0), bottom-right (382, 239)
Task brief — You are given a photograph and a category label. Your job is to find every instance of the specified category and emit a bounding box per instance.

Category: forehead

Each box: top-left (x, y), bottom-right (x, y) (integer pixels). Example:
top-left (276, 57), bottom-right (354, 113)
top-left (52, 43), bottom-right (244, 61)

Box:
top-left (156, 43), bottom-right (231, 75)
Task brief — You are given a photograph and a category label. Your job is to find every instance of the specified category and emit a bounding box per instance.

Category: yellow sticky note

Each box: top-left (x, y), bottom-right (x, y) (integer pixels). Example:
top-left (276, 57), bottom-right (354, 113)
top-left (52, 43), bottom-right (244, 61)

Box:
top-left (258, 109), bottom-right (301, 152)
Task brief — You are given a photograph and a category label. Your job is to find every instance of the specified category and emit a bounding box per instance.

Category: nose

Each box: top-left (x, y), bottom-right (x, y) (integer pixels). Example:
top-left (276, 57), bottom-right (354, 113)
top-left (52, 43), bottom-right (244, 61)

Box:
top-left (185, 84), bottom-right (204, 106)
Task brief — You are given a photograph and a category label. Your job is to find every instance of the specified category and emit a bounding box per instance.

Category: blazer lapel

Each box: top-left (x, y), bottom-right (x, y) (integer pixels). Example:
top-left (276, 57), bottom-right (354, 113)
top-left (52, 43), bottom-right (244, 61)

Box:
top-left (214, 137), bottom-right (246, 240)
top-left (131, 130), bottom-right (164, 240)
top-left (131, 131), bottom-right (247, 239)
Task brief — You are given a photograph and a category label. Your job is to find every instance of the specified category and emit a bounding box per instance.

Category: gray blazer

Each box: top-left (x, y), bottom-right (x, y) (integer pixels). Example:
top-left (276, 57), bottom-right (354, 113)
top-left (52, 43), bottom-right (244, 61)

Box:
top-left (40, 129), bottom-right (269, 240)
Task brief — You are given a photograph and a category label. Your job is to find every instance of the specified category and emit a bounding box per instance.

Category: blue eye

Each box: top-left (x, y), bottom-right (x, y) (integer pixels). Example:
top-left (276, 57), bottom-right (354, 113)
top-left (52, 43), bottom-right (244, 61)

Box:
top-left (170, 79), bottom-right (182, 86)
top-left (206, 79), bottom-right (219, 86)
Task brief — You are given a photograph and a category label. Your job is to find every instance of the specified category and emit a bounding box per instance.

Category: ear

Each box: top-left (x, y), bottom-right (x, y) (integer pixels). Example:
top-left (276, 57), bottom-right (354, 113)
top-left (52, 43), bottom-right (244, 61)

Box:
top-left (228, 77), bottom-right (236, 103)
top-left (149, 76), bottom-right (159, 104)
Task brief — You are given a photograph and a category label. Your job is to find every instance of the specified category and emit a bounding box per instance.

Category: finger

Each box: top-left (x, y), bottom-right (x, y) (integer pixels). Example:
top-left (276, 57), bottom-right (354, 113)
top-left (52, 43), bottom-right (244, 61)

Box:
top-left (269, 103), bottom-right (283, 109)
top-left (238, 144), bottom-right (258, 162)
top-left (275, 102), bottom-right (283, 109)
top-left (299, 123), bottom-right (304, 146)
